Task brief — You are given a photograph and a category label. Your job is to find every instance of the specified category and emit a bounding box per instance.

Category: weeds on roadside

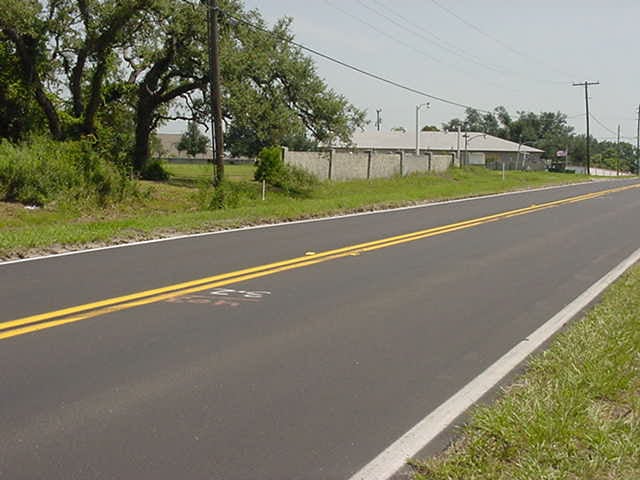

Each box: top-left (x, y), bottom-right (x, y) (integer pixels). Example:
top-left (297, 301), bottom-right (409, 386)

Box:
top-left (0, 137), bottom-right (135, 207)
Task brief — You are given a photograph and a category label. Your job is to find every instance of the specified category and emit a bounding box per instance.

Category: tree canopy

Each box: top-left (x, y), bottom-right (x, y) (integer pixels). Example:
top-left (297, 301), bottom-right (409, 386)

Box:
top-left (177, 121), bottom-right (209, 158)
top-left (442, 106), bottom-right (637, 170)
top-left (0, 0), bottom-right (366, 173)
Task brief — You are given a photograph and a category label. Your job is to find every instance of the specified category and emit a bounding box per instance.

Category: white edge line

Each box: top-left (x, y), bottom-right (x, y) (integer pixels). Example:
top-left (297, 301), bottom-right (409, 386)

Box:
top-left (348, 246), bottom-right (640, 480)
top-left (1, 180), bottom-right (606, 267)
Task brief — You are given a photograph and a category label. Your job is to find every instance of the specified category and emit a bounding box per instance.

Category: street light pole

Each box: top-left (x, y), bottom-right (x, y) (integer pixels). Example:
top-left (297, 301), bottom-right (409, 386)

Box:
top-left (456, 125), bottom-right (461, 167)
top-left (415, 102), bottom-right (430, 156)
top-left (463, 132), bottom-right (486, 167)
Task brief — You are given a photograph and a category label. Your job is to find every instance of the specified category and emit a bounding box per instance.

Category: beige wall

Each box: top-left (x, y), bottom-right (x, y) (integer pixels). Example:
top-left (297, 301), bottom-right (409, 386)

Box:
top-left (431, 154), bottom-right (454, 173)
top-left (332, 152), bottom-right (369, 181)
top-left (402, 154), bottom-right (429, 175)
top-left (284, 150), bottom-right (453, 181)
top-left (286, 151), bottom-right (331, 179)
top-left (370, 153), bottom-right (401, 178)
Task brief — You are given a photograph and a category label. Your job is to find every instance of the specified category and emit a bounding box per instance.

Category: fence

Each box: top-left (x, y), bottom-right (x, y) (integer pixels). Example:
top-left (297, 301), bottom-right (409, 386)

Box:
top-left (284, 150), bottom-right (454, 181)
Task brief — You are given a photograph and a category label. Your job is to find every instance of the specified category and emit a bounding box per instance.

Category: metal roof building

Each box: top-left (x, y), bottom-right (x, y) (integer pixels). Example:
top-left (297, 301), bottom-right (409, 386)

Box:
top-left (341, 131), bottom-right (543, 155)
top-left (336, 131), bottom-right (545, 170)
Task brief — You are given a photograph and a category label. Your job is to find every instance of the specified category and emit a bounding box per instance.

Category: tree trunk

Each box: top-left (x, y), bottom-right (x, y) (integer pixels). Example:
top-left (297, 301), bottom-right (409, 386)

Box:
top-left (34, 87), bottom-right (63, 140)
top-left (70, 49), bottom-right (88, 118)
top-left (133, 99), bottom-right (155, 172)
top-left (2, 27), bottom-right (63, 140)
top-left (82, 58), bottom-right (108, 135)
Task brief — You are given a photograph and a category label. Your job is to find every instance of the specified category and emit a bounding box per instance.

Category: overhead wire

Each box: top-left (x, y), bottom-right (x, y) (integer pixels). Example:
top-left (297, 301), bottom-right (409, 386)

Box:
top-left (324, 0), bottom-right (520, 94)
top-left (427, 0), bottom-right (578, 82)
top-left (360, 0), bottom-right (509, 76)
top-left (589, 113), bottom-right (619, 137)
top-left (218, 6), bottom-right (492, 113)
top-left (365, 0), bottom-right (566, 86)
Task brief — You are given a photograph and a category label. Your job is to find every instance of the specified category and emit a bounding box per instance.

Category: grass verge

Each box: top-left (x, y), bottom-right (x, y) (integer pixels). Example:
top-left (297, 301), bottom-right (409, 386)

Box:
top-left (411, 263), bottom-right (640, 479)
top-left (0, 168), bottom-right (587, 260)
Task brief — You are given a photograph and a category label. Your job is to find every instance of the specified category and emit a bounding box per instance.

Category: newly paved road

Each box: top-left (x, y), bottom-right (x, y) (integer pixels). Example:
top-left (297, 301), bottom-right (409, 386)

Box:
top-left (1, 179), bottom-right (639, 479)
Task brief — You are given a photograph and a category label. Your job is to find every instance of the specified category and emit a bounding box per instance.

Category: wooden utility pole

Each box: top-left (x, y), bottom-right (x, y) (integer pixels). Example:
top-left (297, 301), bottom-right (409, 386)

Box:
top-left (207, 0), bottom-right (224, 185)
top-left (616, 124), bottom-right (621, 176)
top-left (572, 81), bottom-right (599, 176)
top-left (637, 105), bottom-right (640, 176)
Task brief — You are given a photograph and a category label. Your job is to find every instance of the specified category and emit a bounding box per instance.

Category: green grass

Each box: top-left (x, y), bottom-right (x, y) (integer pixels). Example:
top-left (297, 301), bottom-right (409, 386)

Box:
top-left (411, 264), bottom-right (640, 480)
top-left (163, 162), bottom-right (255, 186)
top-left (0, 168), bottom-right (588, 259)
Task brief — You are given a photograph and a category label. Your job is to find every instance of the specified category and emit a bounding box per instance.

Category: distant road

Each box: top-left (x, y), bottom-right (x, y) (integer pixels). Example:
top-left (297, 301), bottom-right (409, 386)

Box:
top-left (1, 178), bottom-right (639, 479)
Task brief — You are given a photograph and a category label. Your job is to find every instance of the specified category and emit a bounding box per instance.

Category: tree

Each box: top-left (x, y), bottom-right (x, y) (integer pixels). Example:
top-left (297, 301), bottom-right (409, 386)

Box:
top-left (0, 0), bottom-right (62, 139)
top-left (122, 1), bottom-right (365, 170)
top-left (442, 106), bottom-right (575, 160)
top-left (0, 0), bottom-right (155, 140)
top-left (177, 121), bottom-right (210, 158)
top-left (0, 35), bottom-right (43, 140)
top-left (421, 125), bottom-right (439, 132)
top-left (391, 126), bottom-right (407, 133)
top-left (0, 0), bottom-right (366, 175)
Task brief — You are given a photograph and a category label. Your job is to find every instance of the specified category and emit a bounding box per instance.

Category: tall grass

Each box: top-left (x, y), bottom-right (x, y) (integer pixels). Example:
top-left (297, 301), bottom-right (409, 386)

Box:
top-left (0, 137), bottom-right (133, 207)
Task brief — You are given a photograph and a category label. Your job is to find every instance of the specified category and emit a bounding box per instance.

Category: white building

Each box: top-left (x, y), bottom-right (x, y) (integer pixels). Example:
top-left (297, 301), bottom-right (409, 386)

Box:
top-left (337, 131), bottom-right (545, 170)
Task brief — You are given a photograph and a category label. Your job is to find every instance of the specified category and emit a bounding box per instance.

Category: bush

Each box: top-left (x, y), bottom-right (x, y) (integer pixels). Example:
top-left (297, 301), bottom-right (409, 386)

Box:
top-left (141, 160), bottom-right (170, 181)
top-left (0, 137), bottom-right (132, 206)
top-left (271, 164), bottom-right (318, 197)
top-left (254, 146), bottom-right (285, 183)
top-left (254, 146), bottom-right (318, 197)
top-left (203, 180), bottom-right (259, 210)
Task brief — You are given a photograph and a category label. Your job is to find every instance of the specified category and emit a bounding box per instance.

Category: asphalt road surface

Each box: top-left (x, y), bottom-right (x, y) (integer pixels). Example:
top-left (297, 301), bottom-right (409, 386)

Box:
top-left (1, 179), bottom-right (639, 479)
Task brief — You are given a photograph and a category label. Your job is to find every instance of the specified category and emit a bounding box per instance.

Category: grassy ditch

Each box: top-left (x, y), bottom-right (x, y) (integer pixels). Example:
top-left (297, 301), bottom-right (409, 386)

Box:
top-left (412, 263), bottom-right (640, 479)
top-left (163, 163), bottom-right (255, 186)
top-left (0, 167), bottom-right (587, 260)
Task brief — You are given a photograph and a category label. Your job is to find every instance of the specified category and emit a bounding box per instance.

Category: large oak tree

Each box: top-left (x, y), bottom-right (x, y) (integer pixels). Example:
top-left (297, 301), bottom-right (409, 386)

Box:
top-left (1, 0), bottom-right (366, 173)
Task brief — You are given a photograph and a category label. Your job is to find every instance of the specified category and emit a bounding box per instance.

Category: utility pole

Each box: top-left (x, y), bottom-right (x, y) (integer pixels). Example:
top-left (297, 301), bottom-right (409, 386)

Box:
top-left (375, 109), bottom-right (382, 131)
top-left (636, 105), bottom-right (640, 176)
top-left (456, 125), bottom-right (461, 167)
top-left (415, 102), bottom-right (430, 156)
top-left (616, 124), bottom-right (621, 176)
top-left (572, 81), bottom-right (599, 176)
top-left (207, 0), bottom-right (224, 185)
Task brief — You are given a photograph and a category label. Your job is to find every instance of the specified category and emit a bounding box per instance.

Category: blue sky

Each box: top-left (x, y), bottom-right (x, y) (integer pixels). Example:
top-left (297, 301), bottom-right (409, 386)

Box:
top-left (239, 0), bottom-right (639, 142)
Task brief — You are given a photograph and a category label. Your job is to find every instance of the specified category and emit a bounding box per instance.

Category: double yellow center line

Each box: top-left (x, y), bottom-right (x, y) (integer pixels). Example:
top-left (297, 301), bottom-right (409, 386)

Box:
top-left (2, 183), bottom-right (638, 341)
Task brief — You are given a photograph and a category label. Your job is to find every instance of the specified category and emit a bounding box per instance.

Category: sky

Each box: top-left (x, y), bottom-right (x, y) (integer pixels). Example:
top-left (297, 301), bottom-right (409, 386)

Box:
top-left (166, 0), bottom-right (640, 143)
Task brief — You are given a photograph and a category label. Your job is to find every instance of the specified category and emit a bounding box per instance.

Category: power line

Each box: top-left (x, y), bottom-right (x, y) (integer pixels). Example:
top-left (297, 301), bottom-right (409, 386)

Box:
top-left (218, 7), bottom-right (491, 113)
top-left (427, 0), bottom-right (578, 81)
top-left (324, 0), bottom-right (518, 94)
top-left (360, 0), bottom-right (508, 76)
top-left (325, 1), bottom-right (473, 79)
top-left (589, 113), bottom-right (617, 136)
top-left (365, 0), bottom-right (567, 86)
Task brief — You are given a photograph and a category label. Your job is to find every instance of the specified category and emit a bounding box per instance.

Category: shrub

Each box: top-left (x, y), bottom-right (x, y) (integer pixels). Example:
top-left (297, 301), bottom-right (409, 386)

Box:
top-left (141, 160), bottom-right (170, 181)
top-left (0, 137), bottom-right (132, 206)
top-left (254, 146), bottom-right (285, 183)
top-left (254, 146), bottom-right (318, 197)
top-left (202, 180), bottom-right (259, 210)
top-left (271, 164), bottom-right (318, 197)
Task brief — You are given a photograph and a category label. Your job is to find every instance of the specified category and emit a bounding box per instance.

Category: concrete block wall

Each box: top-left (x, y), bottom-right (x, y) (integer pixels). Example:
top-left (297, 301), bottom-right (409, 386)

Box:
top-left (284, 150), bottom-right (452, 181)
top-left (332, 152), bottom-right (369, 181)
top-left (431, 154), bottom-right (454, 173)
top-left (285, 151), bottom-right (331, 179)
top-left (370, 153), bottom-right (401, 178)
top-left (402, 154), bottom-right (429, 175)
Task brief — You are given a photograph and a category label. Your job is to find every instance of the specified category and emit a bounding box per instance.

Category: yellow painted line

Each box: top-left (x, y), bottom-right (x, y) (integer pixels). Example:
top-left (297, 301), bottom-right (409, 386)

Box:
top-left (1, 182), bottom-right (638, 340)
top-left (0, 252), bottom-right (349, 340)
